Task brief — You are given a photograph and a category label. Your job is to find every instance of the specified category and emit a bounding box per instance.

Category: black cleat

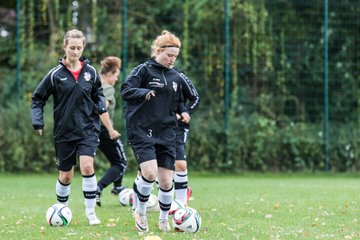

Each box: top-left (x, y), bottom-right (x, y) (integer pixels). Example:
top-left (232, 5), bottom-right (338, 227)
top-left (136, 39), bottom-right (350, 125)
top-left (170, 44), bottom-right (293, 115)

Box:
top-left (96, 191), bottom-right (102, 207)
top-left (110, 186), bottom-right (126, 195)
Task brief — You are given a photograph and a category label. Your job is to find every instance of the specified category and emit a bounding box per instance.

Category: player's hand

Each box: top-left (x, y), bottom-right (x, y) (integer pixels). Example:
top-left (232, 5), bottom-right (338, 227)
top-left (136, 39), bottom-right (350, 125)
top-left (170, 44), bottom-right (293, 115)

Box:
top-left (36, 129), bottom-right (43, 136)
top-left (176, 113), bottom-right (182, 120)
top-left (145, 90), bottom-right (156, 101)
top-left (109, 129), bottom-right (121, 140)
top-left (180, 112), bottom-right (190, 124)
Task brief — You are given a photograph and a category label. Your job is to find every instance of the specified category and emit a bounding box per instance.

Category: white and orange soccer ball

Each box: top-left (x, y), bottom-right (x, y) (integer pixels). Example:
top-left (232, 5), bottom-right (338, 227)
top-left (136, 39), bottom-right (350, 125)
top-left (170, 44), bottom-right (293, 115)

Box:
top-left (45, 203), bottom-right (72, 226)
top-left (172, 207), bottom-right (201, 233)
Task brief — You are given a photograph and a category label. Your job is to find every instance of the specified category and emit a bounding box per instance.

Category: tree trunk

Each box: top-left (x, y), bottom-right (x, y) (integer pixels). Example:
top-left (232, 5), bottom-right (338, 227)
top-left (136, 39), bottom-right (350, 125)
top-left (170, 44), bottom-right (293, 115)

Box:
top-left (47, 0), bottom-right (56, 56)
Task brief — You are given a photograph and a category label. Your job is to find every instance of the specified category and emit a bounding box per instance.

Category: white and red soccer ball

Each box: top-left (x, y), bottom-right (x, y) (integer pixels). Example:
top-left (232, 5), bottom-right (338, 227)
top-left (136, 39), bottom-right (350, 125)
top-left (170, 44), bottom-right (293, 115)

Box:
top-left (172, 206), bottom-right (201, 233)
top-left (169, 199), bottom-right (185, 215)
top-left (118, 188), bottom-right (134, 206)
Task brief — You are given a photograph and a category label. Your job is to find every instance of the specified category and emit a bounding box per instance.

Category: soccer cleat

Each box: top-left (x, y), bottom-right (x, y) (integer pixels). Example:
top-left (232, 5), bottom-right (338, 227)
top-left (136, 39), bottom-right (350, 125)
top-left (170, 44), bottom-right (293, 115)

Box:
top-left (186, 186), bottom-right (192, 205)
top-left (158, 219), bottom-right (171, 232)
top-left (133, 210), bottom-right (149, 232)
top-left (110, 186), bottom-right (126, 195)
top-left (86, 212), bottom-right (101, 226)
top-left (95, 191), bottom-right (101, 207)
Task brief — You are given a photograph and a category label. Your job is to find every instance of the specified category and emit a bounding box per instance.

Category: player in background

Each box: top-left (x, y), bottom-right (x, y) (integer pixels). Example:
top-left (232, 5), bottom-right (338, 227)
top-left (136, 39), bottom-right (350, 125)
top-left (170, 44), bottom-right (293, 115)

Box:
top-left (31, 29), bottom-right (105, 225)
top-left (173, 71), bottom-right (200, 205)
top-left (95, 56), bottom-right (127, 207)
top-left (121, 30), bottom-right (189, 232)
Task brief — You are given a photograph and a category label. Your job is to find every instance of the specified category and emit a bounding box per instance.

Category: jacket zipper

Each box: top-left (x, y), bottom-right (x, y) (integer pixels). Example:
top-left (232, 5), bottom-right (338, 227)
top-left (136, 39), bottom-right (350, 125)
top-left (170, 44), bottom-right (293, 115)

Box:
top-left (162, 69), bottom-right (168, 85)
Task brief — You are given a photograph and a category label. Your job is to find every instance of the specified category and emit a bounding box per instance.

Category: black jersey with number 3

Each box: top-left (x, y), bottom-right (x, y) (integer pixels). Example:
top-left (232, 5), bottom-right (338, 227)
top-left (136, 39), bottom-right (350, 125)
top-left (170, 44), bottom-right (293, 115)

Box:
top-left (121, 59), bottom-right (188, 144)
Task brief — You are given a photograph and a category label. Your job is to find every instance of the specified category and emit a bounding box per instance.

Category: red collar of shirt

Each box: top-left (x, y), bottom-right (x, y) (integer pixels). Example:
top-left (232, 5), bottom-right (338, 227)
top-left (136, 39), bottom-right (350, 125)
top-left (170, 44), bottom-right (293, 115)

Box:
top-left (68, 61), bottom-right (84, 81)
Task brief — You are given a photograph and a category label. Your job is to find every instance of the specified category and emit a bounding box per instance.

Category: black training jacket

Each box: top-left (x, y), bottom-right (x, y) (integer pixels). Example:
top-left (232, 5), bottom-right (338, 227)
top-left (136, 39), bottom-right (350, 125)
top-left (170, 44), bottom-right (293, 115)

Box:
top-left (121, 58), bottom-right (188, 144)
top-left (31, 57), bottom-right (106, 143)
top-left (174, 69), bottom-right (200, 129)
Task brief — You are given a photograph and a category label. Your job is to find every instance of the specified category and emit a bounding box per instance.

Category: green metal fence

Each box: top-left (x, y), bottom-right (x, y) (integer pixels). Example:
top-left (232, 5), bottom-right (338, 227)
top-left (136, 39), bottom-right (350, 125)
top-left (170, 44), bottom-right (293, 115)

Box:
top-left (0, 0), bottom-right (359, 172)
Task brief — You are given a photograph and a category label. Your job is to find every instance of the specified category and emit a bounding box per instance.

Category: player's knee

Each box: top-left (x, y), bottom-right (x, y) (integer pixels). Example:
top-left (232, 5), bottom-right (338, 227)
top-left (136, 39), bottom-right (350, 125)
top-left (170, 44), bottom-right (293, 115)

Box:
top-left (59, 175), bottom-right (72, 184)
top-left (175, 161), bottom-right (187, 172)
top-left (59, 170), bottom-right (73, 184)
top-left (159, 180), bottom-right (173, 190)
top-left (142, 169), bottom-right (158, 182)
top-left (80, 163), bottom-right (94, 175)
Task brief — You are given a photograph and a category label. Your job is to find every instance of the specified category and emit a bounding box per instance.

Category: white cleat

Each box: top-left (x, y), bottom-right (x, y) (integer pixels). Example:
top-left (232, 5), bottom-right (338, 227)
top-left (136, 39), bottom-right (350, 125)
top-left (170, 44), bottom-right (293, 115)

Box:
top-left (86, 212), bottom-right (101, 226)
top-left (133, 210), bottom-right (148, 232)
top-left (158, 219), bottom-right (171, 232)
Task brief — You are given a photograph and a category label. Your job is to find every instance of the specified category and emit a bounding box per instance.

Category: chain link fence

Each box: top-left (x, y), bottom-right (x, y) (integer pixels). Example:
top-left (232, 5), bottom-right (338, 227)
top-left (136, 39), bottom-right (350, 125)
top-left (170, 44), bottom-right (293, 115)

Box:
top-left (0, 0), bottom-right (359, 172)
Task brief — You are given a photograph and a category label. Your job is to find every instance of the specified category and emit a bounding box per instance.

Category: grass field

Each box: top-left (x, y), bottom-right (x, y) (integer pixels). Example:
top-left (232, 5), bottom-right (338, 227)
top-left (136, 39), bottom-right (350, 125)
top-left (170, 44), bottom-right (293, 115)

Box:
top-left (1, 173), bottom-right (360, 240)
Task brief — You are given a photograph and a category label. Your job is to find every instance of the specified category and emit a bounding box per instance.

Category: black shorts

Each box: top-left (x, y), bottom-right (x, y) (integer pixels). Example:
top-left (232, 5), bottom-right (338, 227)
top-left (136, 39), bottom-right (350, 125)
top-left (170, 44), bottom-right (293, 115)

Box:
top-left (98, 127), bottom-right (127, 165)
top-left (130, 141), bottom-right (175, 171)
top-left (175, 128), bottom-right (189, 160)
top-left (55, 135), bottom-right (100, 172)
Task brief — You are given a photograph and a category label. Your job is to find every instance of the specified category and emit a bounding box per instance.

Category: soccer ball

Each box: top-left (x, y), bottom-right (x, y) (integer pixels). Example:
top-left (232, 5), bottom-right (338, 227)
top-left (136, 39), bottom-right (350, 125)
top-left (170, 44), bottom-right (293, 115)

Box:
top-left (172, 207), bottom-right (201, 233)
top-left (119, 188), bottom-right (134, 206)
top-left (147, 194), bottom-right (159, 212)
top-left (46, 203), bottom-right (72, 226)
top-left (169, 199), bottom-right (185, 215)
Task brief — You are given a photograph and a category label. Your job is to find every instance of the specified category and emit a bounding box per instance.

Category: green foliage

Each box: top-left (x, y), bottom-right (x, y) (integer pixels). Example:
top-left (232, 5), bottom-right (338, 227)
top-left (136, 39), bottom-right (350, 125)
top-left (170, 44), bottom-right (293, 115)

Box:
top-left (0, 100), bottom-right (55, 172)
top-left (329, 123), bottom-right (360, 172)
top-left (1, 0), bottom-right (359, 172)
top-left (188, 108), bottom-right (359, 172)
top-left (1, 95), bottom-right (356, 173)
